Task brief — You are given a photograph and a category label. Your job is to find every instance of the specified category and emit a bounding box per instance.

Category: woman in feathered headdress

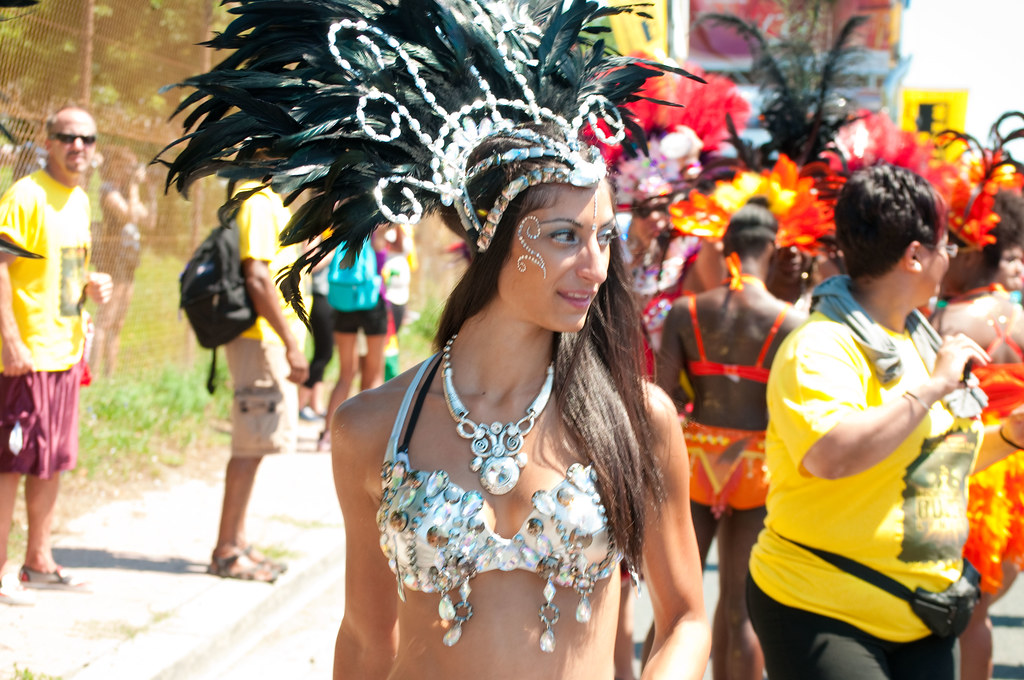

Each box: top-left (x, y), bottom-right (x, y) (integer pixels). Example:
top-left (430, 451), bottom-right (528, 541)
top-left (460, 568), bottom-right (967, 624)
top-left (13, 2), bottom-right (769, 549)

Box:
top-left (163, 0), bottom-right (711, 676)
top-left (929, 112), bottom-right (1024, 680)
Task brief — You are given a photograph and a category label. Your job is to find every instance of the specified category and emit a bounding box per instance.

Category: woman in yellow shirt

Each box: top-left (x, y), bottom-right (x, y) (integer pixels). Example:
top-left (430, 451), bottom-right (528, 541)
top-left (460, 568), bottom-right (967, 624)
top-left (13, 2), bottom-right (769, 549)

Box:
top-left (748, 164), bottom-right (1024, 679)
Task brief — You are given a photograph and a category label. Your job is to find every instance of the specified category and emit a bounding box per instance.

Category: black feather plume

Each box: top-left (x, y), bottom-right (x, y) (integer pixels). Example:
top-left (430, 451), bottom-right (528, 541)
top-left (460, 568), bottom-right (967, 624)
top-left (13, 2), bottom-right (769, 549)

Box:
top-left (698, 11), bottom-right (864, 168)
top-left (162, 0), bottom-right (699, 316)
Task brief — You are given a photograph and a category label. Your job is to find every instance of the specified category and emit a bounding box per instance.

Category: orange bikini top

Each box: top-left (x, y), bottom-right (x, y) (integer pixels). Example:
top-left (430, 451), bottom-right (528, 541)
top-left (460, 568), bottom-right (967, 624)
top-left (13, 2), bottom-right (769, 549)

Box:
top-left (684, 279), bottom-right (789, 385)
top-left (947, 284), bottom-right (1024, 361)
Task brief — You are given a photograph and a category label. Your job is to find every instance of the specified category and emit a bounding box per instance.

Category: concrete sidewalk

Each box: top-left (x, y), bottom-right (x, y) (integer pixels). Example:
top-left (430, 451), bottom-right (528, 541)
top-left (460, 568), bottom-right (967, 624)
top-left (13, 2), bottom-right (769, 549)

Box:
top-left (0, 424), bottom-right (345, 680)
top-left (2, 415), bottom-right (1022, 679)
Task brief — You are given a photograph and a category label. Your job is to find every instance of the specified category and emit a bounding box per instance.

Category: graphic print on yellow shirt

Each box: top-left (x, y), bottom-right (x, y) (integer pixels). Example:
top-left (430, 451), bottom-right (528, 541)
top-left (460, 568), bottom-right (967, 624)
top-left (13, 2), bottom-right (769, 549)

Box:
top-left (59, 245), bottom-right (88, 317)
top-left (901, 428), bottom-right (976, 563)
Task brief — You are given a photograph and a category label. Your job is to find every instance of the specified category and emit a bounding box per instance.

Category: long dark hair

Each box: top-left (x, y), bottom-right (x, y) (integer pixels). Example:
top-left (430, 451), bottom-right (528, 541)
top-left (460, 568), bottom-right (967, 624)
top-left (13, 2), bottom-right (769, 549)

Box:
top-left (435, 133), bottom-right (663, 571)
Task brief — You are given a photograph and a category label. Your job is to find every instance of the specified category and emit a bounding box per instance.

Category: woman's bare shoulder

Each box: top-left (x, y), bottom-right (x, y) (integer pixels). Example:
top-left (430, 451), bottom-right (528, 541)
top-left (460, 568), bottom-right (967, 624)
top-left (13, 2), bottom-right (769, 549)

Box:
top-left (643, 382), bottom-right (682, 436)
top-left (331, 359), bottom-right (434, 463)
top-left (642, 381), bottom-right (688, 471)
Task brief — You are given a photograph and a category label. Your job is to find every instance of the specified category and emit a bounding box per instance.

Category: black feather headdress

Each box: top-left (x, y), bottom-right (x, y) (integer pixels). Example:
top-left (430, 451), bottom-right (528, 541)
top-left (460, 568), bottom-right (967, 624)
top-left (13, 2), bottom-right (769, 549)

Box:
top-left (697, 12), bottom-right (864, 171)
top-left (161, 0), bottom-right (700, 313)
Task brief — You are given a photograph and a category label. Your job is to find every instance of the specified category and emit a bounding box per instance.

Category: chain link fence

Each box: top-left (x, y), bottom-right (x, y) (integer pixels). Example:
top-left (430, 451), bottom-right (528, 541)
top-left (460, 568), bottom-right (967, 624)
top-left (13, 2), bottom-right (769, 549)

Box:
top-left (0, 0), bottom-right (460, 382)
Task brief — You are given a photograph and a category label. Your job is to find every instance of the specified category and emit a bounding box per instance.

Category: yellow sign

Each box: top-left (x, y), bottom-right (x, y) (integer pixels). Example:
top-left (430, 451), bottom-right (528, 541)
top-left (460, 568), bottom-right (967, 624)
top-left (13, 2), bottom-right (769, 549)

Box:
top-left (607, 0), bottom-right (667, 58)
top-left (900, 89), bottom-right (969, 159)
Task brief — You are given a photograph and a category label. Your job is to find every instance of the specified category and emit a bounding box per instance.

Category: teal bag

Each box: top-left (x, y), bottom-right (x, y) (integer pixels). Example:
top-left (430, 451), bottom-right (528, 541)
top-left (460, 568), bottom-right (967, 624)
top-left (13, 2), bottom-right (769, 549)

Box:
top-left (327, 239), bottom-right (381, 312)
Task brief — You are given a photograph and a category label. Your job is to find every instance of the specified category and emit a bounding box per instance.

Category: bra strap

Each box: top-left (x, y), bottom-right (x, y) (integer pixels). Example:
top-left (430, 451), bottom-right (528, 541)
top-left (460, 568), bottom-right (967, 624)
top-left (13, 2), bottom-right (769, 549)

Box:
top-left (400, 356), bottom-right (441, 452)
top-left (754, 305), bottom-right (790, 370)
top-left (385, 354), bottom-right (439, 463)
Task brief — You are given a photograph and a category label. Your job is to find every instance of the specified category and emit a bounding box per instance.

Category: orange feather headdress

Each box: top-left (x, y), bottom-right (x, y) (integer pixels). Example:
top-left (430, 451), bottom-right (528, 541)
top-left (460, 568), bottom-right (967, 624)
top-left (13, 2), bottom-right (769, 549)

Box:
top-left (669, 155), bottom-right (833, 252)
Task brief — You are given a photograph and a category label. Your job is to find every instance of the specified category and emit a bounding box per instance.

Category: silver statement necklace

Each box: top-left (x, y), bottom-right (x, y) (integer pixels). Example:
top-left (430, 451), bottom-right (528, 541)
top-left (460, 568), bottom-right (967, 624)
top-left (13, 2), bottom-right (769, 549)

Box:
top-left (441, 335), bottom-right (554, 495)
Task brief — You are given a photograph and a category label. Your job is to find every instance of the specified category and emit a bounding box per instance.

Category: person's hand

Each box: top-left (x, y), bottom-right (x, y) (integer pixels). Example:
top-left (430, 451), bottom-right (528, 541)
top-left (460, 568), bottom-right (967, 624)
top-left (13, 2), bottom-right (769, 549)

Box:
top-left (85, 272), bottom-right (113, 305)
top-left (285, 345), bottom-right (309, 385)
top-left (927, 333), bottom-right (990, 397)
top-left (132, 164), bottom-right (147, 185)
top-left (1, 337), bottom-right (33, 376)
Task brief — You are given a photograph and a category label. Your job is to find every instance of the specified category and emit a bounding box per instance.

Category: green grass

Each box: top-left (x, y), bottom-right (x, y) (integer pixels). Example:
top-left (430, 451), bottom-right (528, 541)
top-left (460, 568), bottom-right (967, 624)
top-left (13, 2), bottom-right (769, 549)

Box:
top-left (76, 359), bottom-right (233, 482)
top-left (11, 665), bottom-right (62, 680)
top-left (257, 544), bottom-right (299, 563)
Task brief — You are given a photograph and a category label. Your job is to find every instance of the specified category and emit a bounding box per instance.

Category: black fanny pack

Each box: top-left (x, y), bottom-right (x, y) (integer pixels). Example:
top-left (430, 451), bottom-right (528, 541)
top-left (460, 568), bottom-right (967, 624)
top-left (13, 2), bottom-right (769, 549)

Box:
top-left (781, 534), bottom-right (980, 638)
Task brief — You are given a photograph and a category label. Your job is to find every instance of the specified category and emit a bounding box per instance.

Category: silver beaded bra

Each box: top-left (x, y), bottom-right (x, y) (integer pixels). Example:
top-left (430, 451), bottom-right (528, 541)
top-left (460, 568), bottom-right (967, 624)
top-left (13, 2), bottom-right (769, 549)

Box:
top-left (378, 356), bottom-right (620, 652)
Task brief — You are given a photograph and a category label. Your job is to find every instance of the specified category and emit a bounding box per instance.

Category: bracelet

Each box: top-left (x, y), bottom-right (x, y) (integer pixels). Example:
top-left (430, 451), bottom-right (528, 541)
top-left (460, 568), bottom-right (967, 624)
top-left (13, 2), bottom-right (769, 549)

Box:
top-left (999, 427), bottom-right (1024, 451)
top-left (903, 391), bottom-right (931, 411)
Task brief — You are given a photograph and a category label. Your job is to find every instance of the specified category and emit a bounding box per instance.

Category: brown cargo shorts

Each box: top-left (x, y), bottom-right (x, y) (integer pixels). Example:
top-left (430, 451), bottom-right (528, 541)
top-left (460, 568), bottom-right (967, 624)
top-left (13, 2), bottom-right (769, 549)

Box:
top-left (224, 337), bottom-right (298, 458)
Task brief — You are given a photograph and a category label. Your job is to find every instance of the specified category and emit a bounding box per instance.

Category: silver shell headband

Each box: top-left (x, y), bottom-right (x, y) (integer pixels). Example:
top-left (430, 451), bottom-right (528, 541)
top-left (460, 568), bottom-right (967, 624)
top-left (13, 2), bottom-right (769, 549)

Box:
top-left (326, 2), bottom-right (624, 252)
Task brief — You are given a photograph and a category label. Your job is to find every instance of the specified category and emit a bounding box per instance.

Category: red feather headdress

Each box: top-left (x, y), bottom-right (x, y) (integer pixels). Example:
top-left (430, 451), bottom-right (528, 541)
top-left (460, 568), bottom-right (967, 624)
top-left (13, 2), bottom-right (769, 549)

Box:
top-left (609, 56), bottom-right (750, 208)
top-left (932, 112), bottom-right (1024, 249)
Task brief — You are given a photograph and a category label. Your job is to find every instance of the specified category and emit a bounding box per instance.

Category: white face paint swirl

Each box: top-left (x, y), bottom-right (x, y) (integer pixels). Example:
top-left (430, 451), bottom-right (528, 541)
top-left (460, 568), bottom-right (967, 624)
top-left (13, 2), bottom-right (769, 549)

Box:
top-left (516, 215), bottom-right (546, 278)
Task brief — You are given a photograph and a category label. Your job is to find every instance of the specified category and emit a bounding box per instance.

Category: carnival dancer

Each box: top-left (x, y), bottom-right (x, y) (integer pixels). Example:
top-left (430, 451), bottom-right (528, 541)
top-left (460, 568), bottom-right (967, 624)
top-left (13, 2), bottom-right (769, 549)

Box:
top-left (657, 198), bottom-right (806, 680)
top-left (162, 1), bottom-right (711, 678)
top-left (749, 164), bottom-right (1024, 680)
top-left (929, 116), bottom-right (1024, 680)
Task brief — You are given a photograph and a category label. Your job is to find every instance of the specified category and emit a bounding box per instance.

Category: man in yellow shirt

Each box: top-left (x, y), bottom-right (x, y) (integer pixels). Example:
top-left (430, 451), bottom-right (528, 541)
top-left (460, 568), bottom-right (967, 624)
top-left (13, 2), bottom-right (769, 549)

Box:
top-left (207, 180), bottom-right (308, 582)
top-left (0, 106), bottom-right (112, 605)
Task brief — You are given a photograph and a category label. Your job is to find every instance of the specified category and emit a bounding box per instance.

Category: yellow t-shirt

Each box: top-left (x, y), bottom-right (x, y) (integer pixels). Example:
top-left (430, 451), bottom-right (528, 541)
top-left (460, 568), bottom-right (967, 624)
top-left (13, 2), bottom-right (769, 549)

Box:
top-left (749, 312), bottom-right (983, 642)
top-left (234, 182), bottom-right (306, 346)
top-left (0, 170), bottom-right (90, 372)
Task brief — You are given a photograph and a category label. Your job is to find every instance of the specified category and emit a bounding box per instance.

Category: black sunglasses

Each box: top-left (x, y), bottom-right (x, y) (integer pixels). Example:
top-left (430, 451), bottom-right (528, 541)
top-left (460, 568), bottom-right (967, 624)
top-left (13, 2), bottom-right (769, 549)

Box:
top-left (51, 132), bottom-right (97, 146)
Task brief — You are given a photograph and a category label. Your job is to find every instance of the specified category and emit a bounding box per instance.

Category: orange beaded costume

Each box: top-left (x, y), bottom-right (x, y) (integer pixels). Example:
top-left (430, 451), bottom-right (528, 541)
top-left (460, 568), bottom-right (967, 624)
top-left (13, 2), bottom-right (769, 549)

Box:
top-left (684, 422), bottom-right (768, 517)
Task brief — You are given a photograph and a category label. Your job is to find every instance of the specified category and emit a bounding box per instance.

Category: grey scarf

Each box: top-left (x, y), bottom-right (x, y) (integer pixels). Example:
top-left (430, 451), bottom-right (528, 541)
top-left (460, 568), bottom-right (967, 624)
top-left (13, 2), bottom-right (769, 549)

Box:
top-left (812, 276), bottom-right (987, 419)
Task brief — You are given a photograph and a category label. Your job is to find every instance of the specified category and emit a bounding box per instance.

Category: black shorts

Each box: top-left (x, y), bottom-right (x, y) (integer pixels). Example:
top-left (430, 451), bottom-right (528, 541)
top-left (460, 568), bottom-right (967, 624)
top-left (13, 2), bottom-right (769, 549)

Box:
top-left (332, 296), bottom-right (388, 336)
top-left (746, 575), bottom-right (958, 680)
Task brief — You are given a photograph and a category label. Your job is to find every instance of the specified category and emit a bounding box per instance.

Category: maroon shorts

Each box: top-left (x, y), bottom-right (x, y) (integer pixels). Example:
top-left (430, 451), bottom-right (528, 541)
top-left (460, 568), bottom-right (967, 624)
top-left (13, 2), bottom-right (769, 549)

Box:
top-left (0, 362), bottom-right (82, 479)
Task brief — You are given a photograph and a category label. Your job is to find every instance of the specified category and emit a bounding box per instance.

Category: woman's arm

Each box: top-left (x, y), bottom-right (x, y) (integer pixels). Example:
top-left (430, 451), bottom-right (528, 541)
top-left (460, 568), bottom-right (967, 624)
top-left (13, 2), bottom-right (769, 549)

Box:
top-left (975, 407), bottom-right (1024, 472)
top-left (655, 302), bottom-right (693, 411)
top-left (803, 333), bottom-right (990, 479)
top-left (331, 398), bottom-right (399, 680)
top-left (100, 173), bottom-right (148, 225)
top-left (640, 385), bottom-right (711, 680)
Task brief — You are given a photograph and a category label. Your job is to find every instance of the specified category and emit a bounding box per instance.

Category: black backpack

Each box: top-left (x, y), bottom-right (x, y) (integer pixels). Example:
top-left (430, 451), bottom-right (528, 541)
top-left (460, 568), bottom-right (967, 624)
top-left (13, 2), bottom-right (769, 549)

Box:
top-left (179, 212), bottom-right (256, 392)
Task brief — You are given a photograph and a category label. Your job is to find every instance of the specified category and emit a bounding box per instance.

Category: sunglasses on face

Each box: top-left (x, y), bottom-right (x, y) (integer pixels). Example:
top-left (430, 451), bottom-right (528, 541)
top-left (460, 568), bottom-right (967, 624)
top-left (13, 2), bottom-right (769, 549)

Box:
top-left (51, 133), bottom-right (97, 146)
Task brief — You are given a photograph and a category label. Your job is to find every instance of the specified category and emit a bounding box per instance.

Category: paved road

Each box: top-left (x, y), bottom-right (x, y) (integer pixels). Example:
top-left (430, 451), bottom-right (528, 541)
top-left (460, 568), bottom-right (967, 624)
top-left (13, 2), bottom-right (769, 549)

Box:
top-left (206, 542), bottom-right (1024, 680)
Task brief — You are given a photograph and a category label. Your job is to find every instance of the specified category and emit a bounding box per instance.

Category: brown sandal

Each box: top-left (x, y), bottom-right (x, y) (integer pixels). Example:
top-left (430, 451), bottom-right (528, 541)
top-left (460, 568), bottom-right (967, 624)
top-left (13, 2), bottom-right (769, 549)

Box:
top-left (208, 549), bottom-right (279, 583)
top-left (243, 545), bottom-right (288, 576)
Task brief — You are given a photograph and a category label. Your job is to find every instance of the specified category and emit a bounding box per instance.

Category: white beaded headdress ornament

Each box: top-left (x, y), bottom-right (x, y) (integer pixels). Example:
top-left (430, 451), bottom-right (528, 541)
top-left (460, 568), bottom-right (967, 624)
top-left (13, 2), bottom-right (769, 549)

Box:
top-left (163, 0), bottom-right (700, 312)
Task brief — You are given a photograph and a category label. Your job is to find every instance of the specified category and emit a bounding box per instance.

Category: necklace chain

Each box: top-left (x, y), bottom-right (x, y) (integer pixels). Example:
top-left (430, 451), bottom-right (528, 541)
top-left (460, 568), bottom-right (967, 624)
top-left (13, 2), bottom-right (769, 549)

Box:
top-left (441, 334), bottom-right (554, 495)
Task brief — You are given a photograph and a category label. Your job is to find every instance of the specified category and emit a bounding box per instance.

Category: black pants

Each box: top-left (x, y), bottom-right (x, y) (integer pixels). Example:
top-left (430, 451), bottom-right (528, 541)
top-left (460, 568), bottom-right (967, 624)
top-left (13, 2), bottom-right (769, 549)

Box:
top-left (747, 575), bottom-right (959, 680)
top-left (304, 292), bottom-right (335, 387)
